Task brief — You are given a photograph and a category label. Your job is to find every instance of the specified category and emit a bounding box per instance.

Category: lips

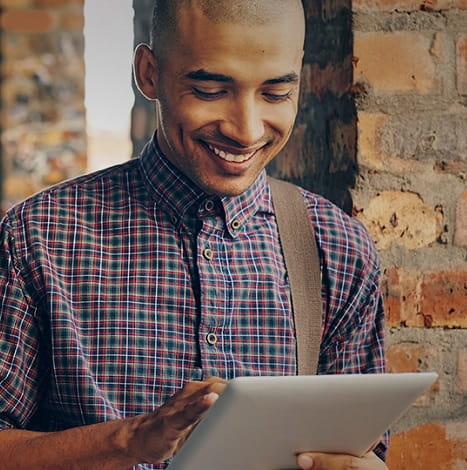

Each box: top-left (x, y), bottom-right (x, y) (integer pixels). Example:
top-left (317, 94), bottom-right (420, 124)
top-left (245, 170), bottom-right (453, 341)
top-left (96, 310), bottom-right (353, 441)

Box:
top-left (207, 143), bottom-right (258, 163)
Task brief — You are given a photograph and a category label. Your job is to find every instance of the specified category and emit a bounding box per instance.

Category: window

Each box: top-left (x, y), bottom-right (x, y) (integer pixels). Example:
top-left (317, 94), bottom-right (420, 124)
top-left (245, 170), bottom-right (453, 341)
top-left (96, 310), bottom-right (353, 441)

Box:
top-left (84, 0), bottom-right (134, 172)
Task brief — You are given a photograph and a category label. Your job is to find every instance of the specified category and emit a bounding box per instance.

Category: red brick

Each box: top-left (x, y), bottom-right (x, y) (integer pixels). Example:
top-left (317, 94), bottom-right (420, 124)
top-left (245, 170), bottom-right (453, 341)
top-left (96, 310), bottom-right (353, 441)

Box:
top-left (329, 120), bottom-right (357, 172)
top-left (352, 0), bottom-right (419, 12)
top-left (382, 277), bottom-right (398, 324)
top-left (271, 124), bottom-right (307, 179)
top-left (357, 112), bottom-right (388, 171)
top-left (387, 343), bottom-right (440, 405)
top-left (33, 0), bottom-right (83, 6)
top-left (382, 268), bottom-right (467, 328)
top-left (419, 271), bottom-right (467, 328)
top-left (435, 160), bottom-right (467, 177)
top-left (60, 11), bottom-right (84, 31)
top-left (454, 190), bottom-right (467, 247)
top-left (1, 0), bottom-right (32, 7)
top-left (458, 349), bottom-right (467, 393)
top-left (354, 32), bottom-right (436, 93)
top-left (305, 0), bottom-right (350, 18)
top-left (382, 268), bottom-right (423, 327)
top-left (301, 59), bottom-right (353, 100)
top-left (0, 9), bottom-right (58, 33)
top-left (387, 423), bottom-right (467, 470)
top-left (387, 344), bottom-right (437, 373)
top-left (456, 35), bottom-right (467, 95)
top-left (383, 268), bottom-right (424, 327)
top-left (420, 0), bottom-right (460, 10)
top-left (383, 268), bottom-right (404, 326)
top-left (353, 0), bottom-right (463, 10)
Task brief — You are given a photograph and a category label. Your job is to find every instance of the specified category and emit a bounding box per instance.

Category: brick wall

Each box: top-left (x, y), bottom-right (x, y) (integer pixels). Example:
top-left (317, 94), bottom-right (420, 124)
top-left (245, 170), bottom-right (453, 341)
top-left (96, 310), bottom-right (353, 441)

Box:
top-left (0, 0), bottom-right (86, 212)
top-left (269, 0), bottom-right (357, 213)
top-left (352, 0), bottom-right (467, 467)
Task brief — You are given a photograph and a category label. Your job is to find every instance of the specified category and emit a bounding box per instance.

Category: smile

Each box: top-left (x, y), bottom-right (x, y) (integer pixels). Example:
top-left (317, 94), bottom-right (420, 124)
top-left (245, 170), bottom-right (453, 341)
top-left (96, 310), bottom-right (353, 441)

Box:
top-left (207, 144), bottom-right (257, 163)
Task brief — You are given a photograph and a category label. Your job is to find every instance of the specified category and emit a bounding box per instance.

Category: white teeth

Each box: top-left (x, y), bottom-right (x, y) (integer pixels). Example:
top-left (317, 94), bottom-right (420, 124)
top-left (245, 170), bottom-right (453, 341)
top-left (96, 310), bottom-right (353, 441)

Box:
top-left (208, 144), bottom-right (255, 163)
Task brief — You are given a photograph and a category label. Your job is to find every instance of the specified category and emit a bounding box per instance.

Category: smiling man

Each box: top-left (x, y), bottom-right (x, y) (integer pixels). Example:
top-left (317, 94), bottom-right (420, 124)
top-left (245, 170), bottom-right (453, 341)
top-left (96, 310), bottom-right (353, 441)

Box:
top-left (0, 1), bottom-right (387, 469)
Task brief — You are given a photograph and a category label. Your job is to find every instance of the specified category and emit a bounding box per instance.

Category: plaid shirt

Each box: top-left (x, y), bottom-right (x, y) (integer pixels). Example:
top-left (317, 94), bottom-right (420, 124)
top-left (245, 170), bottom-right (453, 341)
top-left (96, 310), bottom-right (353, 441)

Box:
top-left (0, 137), bottom-right (386, 468)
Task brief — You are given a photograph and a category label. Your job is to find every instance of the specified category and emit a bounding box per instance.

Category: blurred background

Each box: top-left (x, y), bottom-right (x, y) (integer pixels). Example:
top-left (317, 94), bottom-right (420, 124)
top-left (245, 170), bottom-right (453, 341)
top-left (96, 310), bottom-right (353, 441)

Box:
top-left (0, 0), bottom-right (465, 468)
top-left (83, 0), bottom-right (133, 172)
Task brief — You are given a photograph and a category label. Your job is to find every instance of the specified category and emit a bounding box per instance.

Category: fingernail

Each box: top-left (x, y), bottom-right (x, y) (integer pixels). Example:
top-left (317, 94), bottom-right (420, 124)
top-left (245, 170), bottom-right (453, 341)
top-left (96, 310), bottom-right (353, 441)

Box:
top-left (297, 454), bottom-right (314, 469)
top-left (203, 392), bottom-right (219, 404)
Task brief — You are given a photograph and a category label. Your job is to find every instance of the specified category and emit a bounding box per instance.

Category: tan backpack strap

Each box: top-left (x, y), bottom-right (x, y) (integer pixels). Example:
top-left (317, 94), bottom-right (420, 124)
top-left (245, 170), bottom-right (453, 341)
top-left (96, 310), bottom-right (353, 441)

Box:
top-left (268, 176), bottom-right (322, 375)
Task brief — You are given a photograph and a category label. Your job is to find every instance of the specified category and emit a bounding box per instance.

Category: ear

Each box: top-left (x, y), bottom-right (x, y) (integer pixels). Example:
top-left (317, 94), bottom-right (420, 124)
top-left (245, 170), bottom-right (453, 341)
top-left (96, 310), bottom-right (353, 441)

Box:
top-left (133, 43), bottom-right (159, 101)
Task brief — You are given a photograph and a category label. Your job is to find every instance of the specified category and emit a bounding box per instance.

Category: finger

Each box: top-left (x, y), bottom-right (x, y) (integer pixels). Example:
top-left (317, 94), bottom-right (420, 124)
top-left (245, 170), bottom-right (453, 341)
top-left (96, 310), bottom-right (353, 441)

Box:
top-left (170, 380), bottom-right (220, 405)
top-left (297, 450), bottom-right (386, 470)
top-left (170, 391), bottom-right (219, 431)
top-left (184, 377), bottom-right (227, 395)
top-left (172, 393), bottom-right (219, 455)
top-left (202, 376), bottom-right (228, 395)
top-left (204, 376), bottom-right (228, 384)
top-left (206, 382), bottom-right (227, 396)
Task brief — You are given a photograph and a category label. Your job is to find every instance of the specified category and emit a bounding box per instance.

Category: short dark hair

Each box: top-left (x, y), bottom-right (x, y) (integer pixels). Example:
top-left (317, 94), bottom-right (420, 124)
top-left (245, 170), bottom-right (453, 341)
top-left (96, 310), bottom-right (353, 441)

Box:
top-left (150, 0), bottom-right (302, 58)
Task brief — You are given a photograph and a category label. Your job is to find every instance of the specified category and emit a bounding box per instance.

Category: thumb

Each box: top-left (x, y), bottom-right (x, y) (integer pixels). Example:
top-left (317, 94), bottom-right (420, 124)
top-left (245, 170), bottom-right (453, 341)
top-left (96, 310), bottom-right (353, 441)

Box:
top-left (297, 452), bottom-right (358, 470)
top-left (297, 454), bottom-right (314, 469)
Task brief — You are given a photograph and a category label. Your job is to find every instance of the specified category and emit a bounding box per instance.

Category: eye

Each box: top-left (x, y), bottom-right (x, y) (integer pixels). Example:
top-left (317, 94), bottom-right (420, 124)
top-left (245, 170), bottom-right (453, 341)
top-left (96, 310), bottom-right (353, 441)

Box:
top-left (192, 87), bottom-right (227, 100)
top-left (263, 90), bottom-right (293, 103)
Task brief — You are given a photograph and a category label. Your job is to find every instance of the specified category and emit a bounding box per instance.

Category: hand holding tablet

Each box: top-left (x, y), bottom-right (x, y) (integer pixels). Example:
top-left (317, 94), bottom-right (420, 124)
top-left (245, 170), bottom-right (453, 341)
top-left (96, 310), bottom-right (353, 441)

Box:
top-left (167, 372), bottom-right (438, 470)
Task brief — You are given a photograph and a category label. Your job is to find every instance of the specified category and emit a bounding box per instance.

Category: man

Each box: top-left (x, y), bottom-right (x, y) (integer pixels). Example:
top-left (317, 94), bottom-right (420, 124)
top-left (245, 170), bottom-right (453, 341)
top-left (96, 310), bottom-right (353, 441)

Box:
top-left (0, 1), bottom-right (387, 468)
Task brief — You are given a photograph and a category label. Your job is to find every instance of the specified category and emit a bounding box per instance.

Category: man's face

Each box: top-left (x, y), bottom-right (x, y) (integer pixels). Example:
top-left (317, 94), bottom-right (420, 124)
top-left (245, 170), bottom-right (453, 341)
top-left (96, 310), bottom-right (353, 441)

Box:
top-left (152, 5), bottom-right (304, 196)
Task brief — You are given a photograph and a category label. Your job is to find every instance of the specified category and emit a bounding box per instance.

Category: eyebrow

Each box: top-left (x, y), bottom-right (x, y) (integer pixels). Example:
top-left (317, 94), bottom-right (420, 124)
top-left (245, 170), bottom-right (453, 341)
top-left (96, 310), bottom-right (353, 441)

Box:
top-left (184, 69), bottom-right (299, 85)
top-left (184, 69), bottom-right (234, 83)
top-left (263, 72), bottom-right (300, 85)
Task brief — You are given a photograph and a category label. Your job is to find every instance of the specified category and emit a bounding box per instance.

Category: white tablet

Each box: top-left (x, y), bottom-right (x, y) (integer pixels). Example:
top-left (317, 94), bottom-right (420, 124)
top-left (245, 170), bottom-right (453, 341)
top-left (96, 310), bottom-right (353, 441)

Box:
top-left (167, 372), bottom-right (438, 470)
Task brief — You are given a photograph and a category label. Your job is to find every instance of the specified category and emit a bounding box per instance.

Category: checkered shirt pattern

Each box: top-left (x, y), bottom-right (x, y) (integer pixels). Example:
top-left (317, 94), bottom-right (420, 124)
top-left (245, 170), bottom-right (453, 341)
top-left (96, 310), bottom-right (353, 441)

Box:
top-left (0, 137), bottom-right (386, 468)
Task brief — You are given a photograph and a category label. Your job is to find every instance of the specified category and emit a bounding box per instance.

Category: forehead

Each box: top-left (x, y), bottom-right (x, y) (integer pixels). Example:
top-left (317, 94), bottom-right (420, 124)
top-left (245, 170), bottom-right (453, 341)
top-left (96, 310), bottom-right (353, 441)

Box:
top-left (164, 4), bottom-right (305, 83)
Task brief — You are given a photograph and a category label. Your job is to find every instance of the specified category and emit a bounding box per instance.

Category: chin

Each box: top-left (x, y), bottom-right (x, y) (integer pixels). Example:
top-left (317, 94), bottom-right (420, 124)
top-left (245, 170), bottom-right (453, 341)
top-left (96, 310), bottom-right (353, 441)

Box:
top-left (197, 177), bottom-right (253, 197)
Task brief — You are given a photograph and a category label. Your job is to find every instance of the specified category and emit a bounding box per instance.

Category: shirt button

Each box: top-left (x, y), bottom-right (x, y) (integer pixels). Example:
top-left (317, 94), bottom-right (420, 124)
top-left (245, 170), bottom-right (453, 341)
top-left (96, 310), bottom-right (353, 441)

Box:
top-left (206, 332), bottom-right (218, 345)
top-left (231, 219), bottom-right (242, 230)
top-left (203, 248), bottom-right (214, 260)
top-left (204, 200), bottom-right (215, 211)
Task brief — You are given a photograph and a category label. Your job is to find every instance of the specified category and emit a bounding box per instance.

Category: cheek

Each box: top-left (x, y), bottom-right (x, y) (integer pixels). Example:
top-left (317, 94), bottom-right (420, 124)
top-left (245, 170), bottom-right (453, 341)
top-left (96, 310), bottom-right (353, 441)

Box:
top-left (264, 99), bottom-right (299, 135)
top-left (170, 98), bottom-right (222, 130)
top-left (269, 112), bottom-right (298, 139)
top-left (188, 104), bottom-right (235, 137)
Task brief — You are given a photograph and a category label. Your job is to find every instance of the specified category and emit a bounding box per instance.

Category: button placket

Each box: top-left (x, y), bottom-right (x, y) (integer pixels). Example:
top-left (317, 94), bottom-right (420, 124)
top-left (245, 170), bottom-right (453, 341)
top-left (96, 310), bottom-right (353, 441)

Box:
top-left (196, 221), bottom-right (224, 374)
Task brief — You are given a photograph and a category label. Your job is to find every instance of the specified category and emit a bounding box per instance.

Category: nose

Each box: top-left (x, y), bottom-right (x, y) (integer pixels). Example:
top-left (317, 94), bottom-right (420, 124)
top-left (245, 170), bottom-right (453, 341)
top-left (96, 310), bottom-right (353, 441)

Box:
top-left (219, 94), bottom-right (265, 148)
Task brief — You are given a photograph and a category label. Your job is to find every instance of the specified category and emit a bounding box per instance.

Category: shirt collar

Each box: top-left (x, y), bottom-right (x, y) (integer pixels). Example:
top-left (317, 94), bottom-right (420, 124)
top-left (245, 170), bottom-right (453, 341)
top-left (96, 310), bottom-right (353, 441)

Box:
top-left (139, 135), bottom-right (273, 236)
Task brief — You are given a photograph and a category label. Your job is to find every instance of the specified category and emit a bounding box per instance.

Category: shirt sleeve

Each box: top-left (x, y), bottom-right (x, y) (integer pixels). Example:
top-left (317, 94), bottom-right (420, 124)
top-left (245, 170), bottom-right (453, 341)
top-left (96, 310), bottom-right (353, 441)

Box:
top-left (320, 279), bottom-right (386, 375)
top-left (319, 268), bottom-right (389, 459)
top-left (0, 216), bottom-right (46, 430)
top-left (310, 196), bottom-right (388, 458)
